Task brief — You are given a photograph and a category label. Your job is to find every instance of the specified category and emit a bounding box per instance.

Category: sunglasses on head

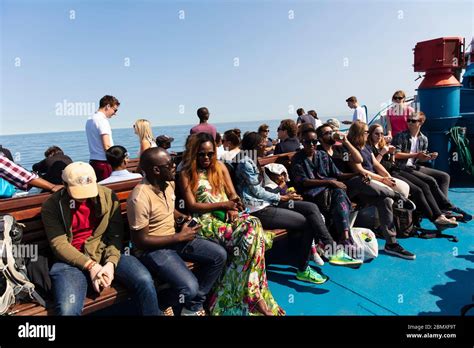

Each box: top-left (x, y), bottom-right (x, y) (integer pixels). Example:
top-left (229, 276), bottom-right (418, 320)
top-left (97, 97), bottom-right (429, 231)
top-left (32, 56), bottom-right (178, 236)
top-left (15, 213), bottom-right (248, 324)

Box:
top-left (407, 119), bottom-right (421, 123)
top-left (303, 139), bottom-right (318, 146)
top-left (198, 151), bottom-right (215, 159)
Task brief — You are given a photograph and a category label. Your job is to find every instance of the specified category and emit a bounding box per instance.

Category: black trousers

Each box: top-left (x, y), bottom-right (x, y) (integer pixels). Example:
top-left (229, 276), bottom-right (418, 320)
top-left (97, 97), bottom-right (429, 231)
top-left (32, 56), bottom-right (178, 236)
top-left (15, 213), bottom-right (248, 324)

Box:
top-left (393, 170), bottom-right (443, 221)
top-left (252, 201), bottom-right (334, 271)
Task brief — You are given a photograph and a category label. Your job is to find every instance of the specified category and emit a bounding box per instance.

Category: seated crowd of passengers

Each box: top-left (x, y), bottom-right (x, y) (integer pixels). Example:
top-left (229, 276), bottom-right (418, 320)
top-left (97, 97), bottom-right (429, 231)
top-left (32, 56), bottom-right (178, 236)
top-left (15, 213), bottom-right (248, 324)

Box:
top-left (0, 92), bottom-right (471, 317)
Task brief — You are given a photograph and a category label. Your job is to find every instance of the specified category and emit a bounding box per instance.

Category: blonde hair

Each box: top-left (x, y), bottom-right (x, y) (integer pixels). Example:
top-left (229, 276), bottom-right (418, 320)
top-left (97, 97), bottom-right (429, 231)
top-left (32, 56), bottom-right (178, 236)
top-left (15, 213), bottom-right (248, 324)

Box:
top-left (134, 119), bottom-right (155, 144)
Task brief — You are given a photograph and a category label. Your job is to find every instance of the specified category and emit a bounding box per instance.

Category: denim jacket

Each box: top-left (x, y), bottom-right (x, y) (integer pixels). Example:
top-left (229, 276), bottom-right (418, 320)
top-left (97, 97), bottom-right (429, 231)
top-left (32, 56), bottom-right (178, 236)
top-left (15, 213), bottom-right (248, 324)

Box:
top-left (235, 155), bottom-right (280, 213)
top-left (392, 130), bottom-right (428, 169)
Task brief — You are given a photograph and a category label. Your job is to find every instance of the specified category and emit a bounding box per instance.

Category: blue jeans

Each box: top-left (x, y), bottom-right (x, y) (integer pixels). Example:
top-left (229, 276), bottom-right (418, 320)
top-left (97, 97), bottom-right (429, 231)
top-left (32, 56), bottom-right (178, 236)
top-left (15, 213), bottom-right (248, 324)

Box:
top-left (140, 237), bottom-right (227, 312)
top-left (50, 254), bottom-right (160, 316)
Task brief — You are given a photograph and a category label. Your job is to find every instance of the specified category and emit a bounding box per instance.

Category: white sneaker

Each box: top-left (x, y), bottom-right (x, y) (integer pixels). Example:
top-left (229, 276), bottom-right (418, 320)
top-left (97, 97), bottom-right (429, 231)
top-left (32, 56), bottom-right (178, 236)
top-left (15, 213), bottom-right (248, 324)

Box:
top-left (181, 307), bottom-right (206, 316)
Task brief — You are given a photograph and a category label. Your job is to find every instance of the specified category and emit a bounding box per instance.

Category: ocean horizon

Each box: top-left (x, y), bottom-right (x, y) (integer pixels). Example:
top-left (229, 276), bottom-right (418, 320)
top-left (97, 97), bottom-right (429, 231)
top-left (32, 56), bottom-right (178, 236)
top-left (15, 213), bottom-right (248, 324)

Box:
top-left (0, 117), bottom-right (344, 171)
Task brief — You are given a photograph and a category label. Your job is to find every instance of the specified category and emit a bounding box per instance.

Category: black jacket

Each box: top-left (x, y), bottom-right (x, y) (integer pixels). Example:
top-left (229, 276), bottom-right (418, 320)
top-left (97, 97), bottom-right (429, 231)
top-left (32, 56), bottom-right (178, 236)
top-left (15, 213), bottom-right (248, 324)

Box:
top-left (32, 154), bottom-right (73, 185)
top-left (274, 137), bottom-right (301, 155)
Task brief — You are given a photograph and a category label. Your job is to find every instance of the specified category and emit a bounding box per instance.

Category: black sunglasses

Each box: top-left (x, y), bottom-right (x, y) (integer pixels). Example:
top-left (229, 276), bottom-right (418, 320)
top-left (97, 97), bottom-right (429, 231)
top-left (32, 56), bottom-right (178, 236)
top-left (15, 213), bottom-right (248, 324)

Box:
top-left (322, 131), bottom-right (333, 137)
top-left (157, 158), bottom-right (175, 169)
top-left (393, 97), bottom-right (404, 100)
top-left (407, 119), bottom-right (421, 123)
top-left (303, 139), bottom-right (318, 146)
top-left (198, 151), bottom-right (215, 159)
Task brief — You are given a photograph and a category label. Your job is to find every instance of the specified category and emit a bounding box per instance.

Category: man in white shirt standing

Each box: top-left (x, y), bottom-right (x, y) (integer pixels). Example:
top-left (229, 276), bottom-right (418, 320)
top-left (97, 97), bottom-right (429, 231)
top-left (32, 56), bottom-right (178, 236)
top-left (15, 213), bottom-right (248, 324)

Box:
top-left (86, 95), bottom-right (120, 181)
top-left (343, 96), bottom-right (367, 125)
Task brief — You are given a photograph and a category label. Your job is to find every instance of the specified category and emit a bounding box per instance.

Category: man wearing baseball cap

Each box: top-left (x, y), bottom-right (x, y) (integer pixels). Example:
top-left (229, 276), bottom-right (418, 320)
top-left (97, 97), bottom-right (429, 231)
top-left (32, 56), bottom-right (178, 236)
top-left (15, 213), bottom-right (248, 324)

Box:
top-left (155, 135), bottom-right (174, 150)
top-left (41, 162), bottom-right (160, 315)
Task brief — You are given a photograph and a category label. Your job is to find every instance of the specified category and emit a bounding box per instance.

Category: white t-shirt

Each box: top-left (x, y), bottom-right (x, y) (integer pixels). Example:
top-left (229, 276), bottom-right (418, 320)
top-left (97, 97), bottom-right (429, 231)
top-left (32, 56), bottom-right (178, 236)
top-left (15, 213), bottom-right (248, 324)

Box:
top-left (86, 112), bottom-right (114, 161)
top-left (221, 148), bottom-right (240, 162)
top-left (216, 145), bottom-right (225, 160)
top-left (98, 169), bottom-right (142, 185)
top-left (406, 136), bottom-right (419, 167)
top-left (315, 118), bottom-right (323, 129)
top-left (352, 106), bottom-right (367, 123)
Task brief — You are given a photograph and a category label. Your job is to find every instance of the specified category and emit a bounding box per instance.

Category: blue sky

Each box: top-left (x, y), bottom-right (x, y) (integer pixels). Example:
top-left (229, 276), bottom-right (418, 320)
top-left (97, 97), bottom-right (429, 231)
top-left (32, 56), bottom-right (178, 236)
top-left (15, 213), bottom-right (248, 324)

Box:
top-left (1, 0), bottom-right (473, 135)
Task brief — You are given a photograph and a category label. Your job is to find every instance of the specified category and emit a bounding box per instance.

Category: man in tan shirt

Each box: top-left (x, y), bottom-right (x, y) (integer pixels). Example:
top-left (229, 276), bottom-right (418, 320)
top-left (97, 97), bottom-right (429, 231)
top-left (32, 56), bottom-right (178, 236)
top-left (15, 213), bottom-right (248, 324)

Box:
top-left (127, 147), bottom-right (227, 316)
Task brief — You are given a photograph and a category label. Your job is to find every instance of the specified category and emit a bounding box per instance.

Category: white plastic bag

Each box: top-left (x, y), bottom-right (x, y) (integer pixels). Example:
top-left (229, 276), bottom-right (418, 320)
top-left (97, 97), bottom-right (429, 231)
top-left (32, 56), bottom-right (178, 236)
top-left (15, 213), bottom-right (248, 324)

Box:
top-left (350, 227), bottom-right (378, 261)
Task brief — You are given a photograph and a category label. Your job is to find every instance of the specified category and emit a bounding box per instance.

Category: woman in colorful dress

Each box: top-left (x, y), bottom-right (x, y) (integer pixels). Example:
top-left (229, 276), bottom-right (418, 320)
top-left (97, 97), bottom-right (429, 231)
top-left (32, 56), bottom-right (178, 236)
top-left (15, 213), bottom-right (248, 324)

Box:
top-left (178, 132), bottom-right (284, 316)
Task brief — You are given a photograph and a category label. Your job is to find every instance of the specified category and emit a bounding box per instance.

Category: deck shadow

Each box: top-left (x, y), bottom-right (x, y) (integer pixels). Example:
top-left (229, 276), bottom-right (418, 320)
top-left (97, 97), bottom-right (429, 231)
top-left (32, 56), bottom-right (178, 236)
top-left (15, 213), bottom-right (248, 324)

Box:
top-left (418, 252), bottom-right (474, 315)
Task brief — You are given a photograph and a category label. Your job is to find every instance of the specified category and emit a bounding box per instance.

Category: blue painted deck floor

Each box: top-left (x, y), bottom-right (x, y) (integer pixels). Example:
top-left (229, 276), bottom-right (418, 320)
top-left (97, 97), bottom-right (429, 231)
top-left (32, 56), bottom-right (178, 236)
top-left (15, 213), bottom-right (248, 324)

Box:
top-left (267, 187), bottom-right (474, 316)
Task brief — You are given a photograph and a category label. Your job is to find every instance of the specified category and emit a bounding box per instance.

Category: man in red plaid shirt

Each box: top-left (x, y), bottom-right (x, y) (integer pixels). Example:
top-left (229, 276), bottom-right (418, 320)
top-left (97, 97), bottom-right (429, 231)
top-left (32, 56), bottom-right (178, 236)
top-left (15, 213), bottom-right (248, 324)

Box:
top-left (0, 155), bottom-right (62, 193)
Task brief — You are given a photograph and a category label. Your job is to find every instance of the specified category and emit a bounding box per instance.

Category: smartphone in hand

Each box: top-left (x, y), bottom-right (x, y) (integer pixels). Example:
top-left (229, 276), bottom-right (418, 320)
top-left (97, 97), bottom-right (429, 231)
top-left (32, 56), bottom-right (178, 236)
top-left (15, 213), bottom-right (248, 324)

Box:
top-left (187, 218), bottom-right (199, 228)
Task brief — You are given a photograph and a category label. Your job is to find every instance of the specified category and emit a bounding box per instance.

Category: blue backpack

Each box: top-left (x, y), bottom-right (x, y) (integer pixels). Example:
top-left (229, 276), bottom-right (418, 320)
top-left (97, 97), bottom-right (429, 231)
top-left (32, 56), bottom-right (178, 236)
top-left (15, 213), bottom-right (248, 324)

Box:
top-left (0, 178), bottom-right (15, 198)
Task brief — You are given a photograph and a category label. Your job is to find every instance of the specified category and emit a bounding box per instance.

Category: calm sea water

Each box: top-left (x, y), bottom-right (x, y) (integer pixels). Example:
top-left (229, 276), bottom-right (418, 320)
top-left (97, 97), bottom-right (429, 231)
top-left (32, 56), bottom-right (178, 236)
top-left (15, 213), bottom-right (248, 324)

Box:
top-left (0, 119), bottom-right (301, 170)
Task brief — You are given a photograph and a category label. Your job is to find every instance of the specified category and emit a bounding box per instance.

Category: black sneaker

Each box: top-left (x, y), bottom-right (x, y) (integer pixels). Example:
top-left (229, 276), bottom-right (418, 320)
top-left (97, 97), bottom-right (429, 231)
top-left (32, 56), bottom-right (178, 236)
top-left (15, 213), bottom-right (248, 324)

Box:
top-left (384, 243), bottom-right (416, 260)
top-left (452, 207), bottom-right (473, 222)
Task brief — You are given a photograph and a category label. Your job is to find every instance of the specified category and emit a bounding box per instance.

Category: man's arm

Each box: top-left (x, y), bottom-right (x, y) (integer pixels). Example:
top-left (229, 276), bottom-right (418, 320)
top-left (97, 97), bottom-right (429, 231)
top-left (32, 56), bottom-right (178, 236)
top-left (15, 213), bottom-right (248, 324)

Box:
top-left (101, 134), bottom-right (112, 152)
top-left (29, 177), bottom-right (62, 192)
top-left (340, 139), bottom-right (363, 163)
top-left (301, 178), bottom-right (338, 188)
top-left (371, 153), bottom-right (391, 177)
top-left (102, 192), bottom-right (124, 267)
top-left (337, 172), bottom-right (359, 180)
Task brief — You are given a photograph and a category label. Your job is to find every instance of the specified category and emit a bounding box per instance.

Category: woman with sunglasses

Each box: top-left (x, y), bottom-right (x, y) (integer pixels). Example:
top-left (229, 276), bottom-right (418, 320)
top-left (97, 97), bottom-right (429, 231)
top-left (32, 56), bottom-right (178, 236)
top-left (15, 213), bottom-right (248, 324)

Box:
top-left (133, 119), bottom-right (157, 156)
top-left (368, 124), bottom-right (459, 229)
top-left (347, 121), bottom-right (410, 199)
top-left (258, 124), bottom-right (275, 156)
top-left (179, 132), bottom-right (284, 316)
top-left (385, 90), bottom-right (415, 140)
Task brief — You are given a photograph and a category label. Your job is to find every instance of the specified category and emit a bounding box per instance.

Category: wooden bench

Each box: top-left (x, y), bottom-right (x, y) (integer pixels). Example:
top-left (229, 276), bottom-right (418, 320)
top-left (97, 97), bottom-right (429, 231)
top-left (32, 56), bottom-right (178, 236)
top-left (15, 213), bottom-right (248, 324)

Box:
top-left (1, 153), bottom-right (294, 316)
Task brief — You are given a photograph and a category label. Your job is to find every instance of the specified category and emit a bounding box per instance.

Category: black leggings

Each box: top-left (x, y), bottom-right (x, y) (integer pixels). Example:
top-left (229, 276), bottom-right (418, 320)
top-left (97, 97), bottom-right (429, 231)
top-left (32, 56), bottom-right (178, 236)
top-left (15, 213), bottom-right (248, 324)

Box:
top-left (393, 170), bottom-right (443, 221)
top-left (252, 201), bottom-right (334, 271)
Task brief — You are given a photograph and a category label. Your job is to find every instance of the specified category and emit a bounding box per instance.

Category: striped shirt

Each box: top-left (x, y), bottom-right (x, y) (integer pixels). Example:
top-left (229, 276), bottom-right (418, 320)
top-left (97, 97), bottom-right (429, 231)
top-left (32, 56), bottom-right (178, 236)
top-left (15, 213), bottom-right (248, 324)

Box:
top-left (0, 156), bottom-right (38, 191)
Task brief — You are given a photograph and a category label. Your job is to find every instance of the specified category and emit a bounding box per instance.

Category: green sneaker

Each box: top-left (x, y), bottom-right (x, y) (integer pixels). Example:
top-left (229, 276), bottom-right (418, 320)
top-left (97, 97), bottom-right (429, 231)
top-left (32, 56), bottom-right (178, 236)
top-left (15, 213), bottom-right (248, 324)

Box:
top-left (296, 266), bottom-right (328, 284)
top-left (328, 250), bottom-right (363, 267)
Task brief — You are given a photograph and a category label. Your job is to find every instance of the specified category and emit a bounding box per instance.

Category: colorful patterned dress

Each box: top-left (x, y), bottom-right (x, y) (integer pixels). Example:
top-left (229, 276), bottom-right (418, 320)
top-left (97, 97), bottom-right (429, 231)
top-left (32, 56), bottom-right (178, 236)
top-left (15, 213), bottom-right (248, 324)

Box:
top-left (194, 170), bottom-right (285, 316)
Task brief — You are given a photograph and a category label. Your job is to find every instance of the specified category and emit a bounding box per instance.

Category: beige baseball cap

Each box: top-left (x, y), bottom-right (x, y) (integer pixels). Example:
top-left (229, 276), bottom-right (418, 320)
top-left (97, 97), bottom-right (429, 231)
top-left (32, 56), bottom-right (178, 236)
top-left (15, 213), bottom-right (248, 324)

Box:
top-left (62, 162), bottom-right (98, 200)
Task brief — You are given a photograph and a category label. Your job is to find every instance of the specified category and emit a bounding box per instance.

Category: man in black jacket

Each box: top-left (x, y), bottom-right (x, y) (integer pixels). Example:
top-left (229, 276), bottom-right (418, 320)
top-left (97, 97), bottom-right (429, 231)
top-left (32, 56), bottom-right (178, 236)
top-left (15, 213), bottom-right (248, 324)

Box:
top-left (33, 146), bottom-right (72, 186)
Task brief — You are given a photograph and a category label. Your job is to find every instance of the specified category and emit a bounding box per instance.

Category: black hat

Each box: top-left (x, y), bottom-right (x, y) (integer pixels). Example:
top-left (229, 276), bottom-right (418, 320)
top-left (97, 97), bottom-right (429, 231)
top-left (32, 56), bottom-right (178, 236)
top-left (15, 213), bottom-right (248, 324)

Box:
top-left (156, 135), bottom-right (175, 143)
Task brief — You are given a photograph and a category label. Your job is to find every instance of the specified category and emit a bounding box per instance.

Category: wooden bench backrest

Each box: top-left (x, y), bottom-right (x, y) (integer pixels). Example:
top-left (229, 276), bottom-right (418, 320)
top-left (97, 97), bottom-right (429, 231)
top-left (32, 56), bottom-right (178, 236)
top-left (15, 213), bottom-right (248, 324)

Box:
top-left (0, 151), bottom-right (294, 243)
top-left (0, 179), bottom-right (142, 250)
